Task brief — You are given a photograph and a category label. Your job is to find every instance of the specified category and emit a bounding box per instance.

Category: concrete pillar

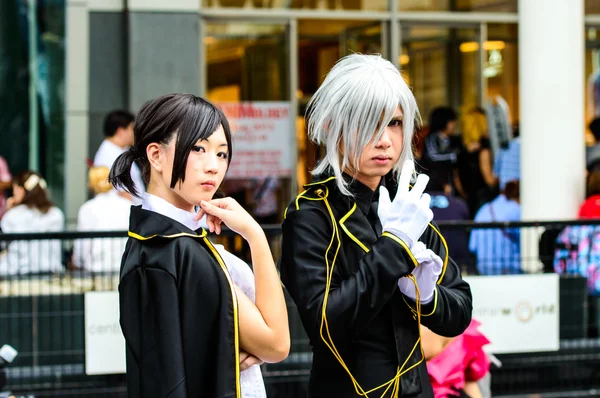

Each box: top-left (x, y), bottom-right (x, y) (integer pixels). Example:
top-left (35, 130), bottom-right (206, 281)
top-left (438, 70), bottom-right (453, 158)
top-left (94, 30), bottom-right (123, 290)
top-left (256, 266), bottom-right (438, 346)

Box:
top-left (519, 0), bottom-right (585, 272)
top-left (127, 0), bottom-right (201, 110)
top-left (519, 0), bottom-right (585, 221)
top-left (64, 0), bottom-right (90, 227)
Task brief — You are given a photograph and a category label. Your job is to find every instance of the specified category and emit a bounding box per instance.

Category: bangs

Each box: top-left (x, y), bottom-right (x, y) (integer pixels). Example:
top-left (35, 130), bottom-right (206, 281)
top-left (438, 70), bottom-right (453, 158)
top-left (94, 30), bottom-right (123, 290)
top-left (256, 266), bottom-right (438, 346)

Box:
top-left (170, 97), bottom-right (233, 188)
top-left (343, 76), bottom-right (402, 169)
top-left (307, 54), bottom-right (420, 196)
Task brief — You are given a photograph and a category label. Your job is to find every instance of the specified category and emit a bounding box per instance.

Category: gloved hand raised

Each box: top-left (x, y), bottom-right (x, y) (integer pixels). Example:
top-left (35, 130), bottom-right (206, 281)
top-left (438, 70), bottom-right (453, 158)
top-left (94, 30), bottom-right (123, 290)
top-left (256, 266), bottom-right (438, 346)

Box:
top-left (377, 160), bottom-right (433, 248)
top-left (397, 242), bottom-right (443, 304)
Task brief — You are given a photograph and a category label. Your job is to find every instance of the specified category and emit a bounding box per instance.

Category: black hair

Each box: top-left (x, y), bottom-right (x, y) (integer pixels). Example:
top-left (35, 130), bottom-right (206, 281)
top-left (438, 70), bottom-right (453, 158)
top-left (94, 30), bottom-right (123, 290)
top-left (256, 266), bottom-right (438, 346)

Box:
top-left (109, 93), bottom-right (233, 198)
top-left (587, 171), bottom-right (600, 197)
top-left (589, 117), bottom-right (600, 141)
top-left (103, 110), bottom-right (135, 137)
top-left (428, 107), bottom-right (458, 134)
top-left (425, 171), bottom-right (449, 193)
top-left (503, 180), bottom-right (520, 201)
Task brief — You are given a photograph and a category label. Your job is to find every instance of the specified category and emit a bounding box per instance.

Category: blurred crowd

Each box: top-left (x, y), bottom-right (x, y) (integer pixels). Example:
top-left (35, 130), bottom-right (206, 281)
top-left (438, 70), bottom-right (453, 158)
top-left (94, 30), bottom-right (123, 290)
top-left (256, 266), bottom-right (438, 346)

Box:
top-left (1, 105), bottom-right (600, 288)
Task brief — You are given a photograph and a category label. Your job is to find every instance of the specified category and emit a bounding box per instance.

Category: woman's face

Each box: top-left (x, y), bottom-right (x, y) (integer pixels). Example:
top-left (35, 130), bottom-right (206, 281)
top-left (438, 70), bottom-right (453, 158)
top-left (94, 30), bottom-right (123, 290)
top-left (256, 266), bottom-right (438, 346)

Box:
top-left (161, 125), bottom-right (230, 211)
top-left (12, 184), bottom-right (25, 204)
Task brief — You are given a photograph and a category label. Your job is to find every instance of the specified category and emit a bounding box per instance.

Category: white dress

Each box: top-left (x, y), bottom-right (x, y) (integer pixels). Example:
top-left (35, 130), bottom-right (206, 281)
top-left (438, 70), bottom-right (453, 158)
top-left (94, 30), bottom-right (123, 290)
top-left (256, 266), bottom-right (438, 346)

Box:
top-left (72, 191), bottom-right (132, 272)
top-left (214, 244), bottom-right (268, 398)
top-left (0, 205), bottom-right (65, 276)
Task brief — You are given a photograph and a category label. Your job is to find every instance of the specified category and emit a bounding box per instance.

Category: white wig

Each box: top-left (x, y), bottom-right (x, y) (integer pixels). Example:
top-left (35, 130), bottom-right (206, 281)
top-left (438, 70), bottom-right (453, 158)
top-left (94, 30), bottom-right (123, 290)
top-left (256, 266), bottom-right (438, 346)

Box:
top-left (306, 53), bottom-right (421, 196)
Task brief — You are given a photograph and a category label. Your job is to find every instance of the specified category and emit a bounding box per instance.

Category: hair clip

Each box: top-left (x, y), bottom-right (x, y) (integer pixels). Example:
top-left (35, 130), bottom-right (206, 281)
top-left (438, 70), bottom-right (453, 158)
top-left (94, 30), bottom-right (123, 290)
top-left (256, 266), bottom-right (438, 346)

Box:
top-left (23, 174), bottom-right (47, 191)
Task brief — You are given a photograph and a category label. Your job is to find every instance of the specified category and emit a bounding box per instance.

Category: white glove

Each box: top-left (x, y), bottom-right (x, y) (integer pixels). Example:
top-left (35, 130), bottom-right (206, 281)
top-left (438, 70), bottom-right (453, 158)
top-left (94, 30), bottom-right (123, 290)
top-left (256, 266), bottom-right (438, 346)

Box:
top-left (378, 160), bottom-right (434, 248)
top-left (397, 242), bottom-right (443, 304)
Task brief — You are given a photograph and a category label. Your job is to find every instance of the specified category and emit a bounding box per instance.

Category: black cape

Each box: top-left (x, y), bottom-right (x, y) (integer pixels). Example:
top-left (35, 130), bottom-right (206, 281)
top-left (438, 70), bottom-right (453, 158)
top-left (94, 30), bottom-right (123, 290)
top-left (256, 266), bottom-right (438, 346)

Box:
top-left (119, 206), bottom-right (240, 398)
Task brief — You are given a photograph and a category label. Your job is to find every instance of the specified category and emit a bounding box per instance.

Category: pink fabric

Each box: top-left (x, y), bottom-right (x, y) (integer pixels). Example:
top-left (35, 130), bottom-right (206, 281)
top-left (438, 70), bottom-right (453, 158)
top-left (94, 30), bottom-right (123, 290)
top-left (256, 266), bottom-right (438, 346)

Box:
top-left (426, 319), bottom-right (491, 398)
top-left (0, 156), bottom-right (11, 220)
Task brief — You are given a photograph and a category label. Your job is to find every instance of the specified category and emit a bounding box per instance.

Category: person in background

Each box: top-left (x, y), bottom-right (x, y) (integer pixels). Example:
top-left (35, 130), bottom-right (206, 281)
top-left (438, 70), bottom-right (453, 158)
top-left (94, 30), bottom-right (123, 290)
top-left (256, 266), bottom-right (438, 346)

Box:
top-left (0, 171), bottom-right (64, 276)
top-left (493, 126), bottom-right (520, 196)
top-left (420, 106), bottom-right (459, 190)
top-left (457, 107), bottom-right (498, 216)
top-left (578, 170), bottom-right (600, 219)
top-left (422, 320), bottom-right (491, 398)
top-left (469, 180), bottom-right (521, 275)
top-left (587, 117), bottom-right (600, 173)
top-left (71, 166), bottom-right (132, 273)
top-left (426, 172), bottom-right (472, 274)
top-left (94, 109), bottom-right (144, 204)
top-left (0, 155), bottom-right (11, 221)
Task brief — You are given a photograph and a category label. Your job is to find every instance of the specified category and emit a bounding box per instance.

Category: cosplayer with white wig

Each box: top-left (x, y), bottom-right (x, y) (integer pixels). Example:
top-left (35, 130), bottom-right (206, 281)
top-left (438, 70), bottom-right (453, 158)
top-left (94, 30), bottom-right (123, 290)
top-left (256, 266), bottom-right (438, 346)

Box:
top-left (280, 54), bottom-right (473, 397)
top-left (307, 53), bottom-right (420, 196)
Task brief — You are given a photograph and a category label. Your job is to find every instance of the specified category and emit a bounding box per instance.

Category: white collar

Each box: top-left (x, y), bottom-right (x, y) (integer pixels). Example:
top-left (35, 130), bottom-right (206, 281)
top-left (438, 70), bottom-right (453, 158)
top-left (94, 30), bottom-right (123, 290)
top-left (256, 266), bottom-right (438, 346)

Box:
top-left (141, 193), bottom-right (206, 231)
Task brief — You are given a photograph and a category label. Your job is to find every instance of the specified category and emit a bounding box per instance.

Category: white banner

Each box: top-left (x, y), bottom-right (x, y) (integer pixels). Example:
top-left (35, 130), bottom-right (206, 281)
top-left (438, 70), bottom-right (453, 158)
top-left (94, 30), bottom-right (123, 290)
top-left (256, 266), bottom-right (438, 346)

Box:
top-left (217, 102), bottom-right (292, 179)
top-left (463, 274), bottom-right (559, 354)
top-left (84, 291), bottom-right (126, 375)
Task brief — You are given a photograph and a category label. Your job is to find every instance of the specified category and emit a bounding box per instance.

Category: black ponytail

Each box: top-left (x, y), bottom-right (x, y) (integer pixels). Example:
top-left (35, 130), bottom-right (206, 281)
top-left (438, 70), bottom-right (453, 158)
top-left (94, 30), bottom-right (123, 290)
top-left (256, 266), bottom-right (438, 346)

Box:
top-left (109, 149), bottom-right (141, 197)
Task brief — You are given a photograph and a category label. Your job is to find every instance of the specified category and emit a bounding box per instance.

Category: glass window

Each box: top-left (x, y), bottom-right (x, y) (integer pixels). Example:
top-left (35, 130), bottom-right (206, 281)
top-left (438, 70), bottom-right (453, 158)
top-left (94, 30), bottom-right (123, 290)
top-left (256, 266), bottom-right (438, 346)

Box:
top-left (587, 0), bottom-right (600, 14)
top-left (204, 22), bottom-right (291, 235)
top-left (205, 23), bottom-right (288, 102)
top-left (0, 0), bottom-right (66, 208)
top-left (401, 25), bottom-right (480, 129)
top-left (203, 0), bottom-right (388, 11)
top-left (399, 0), bottom-right (517, 12)
top-left (297, 19), bottom-right (384, 189)
top-left (486, 24), bottom-right (519, 126)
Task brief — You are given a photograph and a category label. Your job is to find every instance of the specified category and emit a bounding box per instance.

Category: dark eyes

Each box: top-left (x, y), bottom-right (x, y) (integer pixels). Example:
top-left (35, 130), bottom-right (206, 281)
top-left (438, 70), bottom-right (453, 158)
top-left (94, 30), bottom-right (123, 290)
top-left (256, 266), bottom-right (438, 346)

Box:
top-left (388, 119), bottom-right (403, 127)
top-left (192, 145), bottom-right (228, 159)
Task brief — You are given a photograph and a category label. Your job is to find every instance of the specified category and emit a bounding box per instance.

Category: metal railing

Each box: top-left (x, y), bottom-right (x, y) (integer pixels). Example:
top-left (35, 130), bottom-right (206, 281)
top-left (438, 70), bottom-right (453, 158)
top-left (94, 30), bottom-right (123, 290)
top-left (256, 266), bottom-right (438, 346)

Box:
top-left (0, 221), bottom-right (599, 397)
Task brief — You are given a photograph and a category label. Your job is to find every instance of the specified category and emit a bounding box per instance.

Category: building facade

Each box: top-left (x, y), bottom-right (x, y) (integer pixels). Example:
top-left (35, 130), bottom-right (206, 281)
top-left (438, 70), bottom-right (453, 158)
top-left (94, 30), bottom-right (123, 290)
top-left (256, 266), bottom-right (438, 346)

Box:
top-left (0, 0), bottom-right (594, 224)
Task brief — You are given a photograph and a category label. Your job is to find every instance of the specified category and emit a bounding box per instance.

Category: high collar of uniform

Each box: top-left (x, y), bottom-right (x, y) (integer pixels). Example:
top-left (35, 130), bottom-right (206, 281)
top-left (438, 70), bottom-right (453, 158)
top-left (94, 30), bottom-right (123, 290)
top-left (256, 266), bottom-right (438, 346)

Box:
top-left (128, 194), bottom-right (207, 239)
top-left (346, 175), bottom-right (381, 215)
top-left (306, 169), bottom-right (398, 215)
top-left (142, 193), bottom-right (205, 231)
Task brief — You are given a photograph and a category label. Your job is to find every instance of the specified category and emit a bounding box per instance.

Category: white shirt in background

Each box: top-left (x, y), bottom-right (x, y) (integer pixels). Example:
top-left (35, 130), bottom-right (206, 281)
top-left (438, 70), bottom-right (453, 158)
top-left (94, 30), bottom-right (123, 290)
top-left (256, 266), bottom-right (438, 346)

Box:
top-left (141, 193), bottom-right (267, 398)
top-left (73, 191), bottom-right (132, 273)
top-left (94, 140), bottom-right (145, 205)
top-left (0, 205), bottom-right (65, 276)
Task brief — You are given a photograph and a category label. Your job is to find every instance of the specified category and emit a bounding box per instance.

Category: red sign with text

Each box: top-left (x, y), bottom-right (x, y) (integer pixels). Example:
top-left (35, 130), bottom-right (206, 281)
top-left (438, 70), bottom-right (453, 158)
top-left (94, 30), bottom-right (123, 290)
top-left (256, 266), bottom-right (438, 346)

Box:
top-left (217, 102), bottom-right (292, 179)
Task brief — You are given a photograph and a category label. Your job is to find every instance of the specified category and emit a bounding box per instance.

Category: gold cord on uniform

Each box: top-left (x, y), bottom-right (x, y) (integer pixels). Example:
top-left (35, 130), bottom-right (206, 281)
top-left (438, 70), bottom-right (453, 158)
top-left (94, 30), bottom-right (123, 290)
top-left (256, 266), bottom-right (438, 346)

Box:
top-left (316, 188), bottom-right (425, 398)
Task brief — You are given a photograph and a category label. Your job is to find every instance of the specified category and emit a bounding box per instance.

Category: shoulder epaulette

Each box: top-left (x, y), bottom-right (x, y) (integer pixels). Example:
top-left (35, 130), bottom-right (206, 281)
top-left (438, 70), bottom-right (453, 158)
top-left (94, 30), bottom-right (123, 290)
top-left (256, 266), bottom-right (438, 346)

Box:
top-left (284, 177), bottom-right (336, 219)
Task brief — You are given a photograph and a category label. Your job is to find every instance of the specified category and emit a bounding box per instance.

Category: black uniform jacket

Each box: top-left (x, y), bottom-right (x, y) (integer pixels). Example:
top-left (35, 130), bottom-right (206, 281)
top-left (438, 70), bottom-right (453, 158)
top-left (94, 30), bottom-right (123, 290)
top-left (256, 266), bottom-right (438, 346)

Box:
top-left (119, 206), bottom-right (240, 398)
top-left (280, 172), bottom-right (473, 397)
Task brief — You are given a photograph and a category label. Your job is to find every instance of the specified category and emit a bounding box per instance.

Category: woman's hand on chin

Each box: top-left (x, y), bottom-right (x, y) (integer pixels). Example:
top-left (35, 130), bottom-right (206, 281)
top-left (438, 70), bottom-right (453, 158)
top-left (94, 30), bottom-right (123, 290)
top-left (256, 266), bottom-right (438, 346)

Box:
top-left (196, 197), bottom-right (263, 241)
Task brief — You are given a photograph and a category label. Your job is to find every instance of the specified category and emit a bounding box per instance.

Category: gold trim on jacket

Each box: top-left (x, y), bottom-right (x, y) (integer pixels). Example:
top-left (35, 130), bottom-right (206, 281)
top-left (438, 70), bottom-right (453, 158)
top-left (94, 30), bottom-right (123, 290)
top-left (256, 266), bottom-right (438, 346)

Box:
top-left (128, 228), bottom-right (242, 398)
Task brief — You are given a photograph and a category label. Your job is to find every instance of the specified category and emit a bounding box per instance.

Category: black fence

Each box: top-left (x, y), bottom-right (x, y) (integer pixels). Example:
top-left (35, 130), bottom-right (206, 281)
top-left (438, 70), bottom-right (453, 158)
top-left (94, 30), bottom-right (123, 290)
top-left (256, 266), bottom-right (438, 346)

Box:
top-left (0, 221), bottom-right (599, 397)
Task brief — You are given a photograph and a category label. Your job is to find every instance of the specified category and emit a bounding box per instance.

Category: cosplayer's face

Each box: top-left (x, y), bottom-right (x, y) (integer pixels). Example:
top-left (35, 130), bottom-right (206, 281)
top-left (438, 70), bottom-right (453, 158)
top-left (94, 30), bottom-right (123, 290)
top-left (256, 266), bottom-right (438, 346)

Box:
top-left (353, 106), bottom-right (404, 190)
top-left (162, 125), bottom-right (229, 210)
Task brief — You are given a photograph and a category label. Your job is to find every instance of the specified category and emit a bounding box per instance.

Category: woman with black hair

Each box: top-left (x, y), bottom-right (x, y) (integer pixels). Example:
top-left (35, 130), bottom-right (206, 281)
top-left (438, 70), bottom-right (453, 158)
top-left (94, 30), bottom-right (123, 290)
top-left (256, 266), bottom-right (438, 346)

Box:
top-left (110, 93), bottom-right (289, 398)
top-left (420, 107), bottom-right (459, 191)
